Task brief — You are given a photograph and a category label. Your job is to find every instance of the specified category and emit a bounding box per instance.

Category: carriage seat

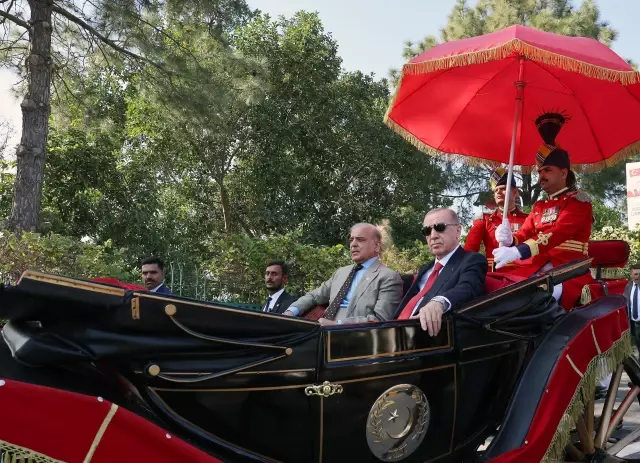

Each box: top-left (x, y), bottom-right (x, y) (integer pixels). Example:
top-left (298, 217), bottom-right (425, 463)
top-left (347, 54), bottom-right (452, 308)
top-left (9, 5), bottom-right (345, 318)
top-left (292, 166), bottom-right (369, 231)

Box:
top-left (580, 240), bottom-right (630, 305)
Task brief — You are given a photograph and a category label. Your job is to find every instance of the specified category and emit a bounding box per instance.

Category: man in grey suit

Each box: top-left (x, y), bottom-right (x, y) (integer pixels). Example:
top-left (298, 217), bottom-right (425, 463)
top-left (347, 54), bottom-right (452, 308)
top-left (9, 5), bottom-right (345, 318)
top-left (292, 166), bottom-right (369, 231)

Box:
top-left (624, 263), bottom-right (640, 353)
top-left (284, 223), bottom-right (403, 325)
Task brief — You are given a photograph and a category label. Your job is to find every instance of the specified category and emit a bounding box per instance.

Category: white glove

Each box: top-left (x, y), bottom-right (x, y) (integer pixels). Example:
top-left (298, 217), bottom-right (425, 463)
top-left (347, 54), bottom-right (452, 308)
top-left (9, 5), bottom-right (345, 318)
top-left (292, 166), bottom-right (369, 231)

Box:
top-left (492, 246), bottom-right (522, 269)
top-left (495, 220), bottom-right (513, 247)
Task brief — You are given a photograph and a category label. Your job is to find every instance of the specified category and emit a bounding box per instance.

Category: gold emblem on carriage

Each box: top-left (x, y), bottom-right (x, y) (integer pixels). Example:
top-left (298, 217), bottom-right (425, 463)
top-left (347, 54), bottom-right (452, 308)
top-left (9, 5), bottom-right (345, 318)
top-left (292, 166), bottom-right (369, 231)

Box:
top-left (304, 381), bottom-right (343, 398)
top-left (366, 384), bottom-right (430, 461)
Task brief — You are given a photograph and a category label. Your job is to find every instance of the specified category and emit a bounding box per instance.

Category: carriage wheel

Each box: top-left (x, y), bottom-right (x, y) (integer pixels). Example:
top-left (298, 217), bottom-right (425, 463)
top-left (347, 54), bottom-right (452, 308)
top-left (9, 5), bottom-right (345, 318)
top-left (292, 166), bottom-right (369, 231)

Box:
top-left (564, 360), bottom-right (640, 462)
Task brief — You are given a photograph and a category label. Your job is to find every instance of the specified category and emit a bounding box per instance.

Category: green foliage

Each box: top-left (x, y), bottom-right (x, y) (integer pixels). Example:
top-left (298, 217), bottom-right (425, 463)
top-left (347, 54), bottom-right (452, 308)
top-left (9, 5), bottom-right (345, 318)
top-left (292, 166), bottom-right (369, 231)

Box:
top-left (383, 241), bottom-right (433, 275)
top-left (591, 199), bottom-right (624, 230)
top-left (201, 229), bottom-right (432, 304)
top-left (201, 231), bottom-right (351, 303)
top-left (0, 160), bottom-right (15, 220)
top-left (385, 206), bottom-right (428, 249)
top-left (0, 230), bottom-right (135, 284)
top-left (400, 0), bottom-right (617, 63)
top-left (233, 13), bottom-right (448, 244)
top-left (580, 157), bottom-right (639, 207)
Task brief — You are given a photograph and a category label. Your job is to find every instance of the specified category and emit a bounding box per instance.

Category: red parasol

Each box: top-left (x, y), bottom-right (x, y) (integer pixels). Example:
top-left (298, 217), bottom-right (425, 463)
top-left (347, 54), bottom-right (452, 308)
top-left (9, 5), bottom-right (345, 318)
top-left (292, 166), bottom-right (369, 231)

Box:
top-left (385, 25), bottom-right (640, 218)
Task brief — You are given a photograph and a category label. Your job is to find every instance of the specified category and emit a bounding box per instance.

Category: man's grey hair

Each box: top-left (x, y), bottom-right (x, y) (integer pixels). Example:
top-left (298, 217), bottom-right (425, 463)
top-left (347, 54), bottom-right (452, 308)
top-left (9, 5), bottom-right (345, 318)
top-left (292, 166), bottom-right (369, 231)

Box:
top-left (425, 208), bottom-right (460, 224)
top-left (350, 223), bottom-right (382, 242)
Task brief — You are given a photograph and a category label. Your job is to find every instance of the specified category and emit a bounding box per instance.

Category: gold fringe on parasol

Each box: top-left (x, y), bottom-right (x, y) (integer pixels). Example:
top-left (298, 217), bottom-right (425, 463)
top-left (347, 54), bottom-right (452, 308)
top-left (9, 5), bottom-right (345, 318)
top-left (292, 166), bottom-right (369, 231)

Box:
top-left (384, 37), bottom-right (640, 173)
top-left (383, 113), bottom-right (640, 173)
top-left (403, 38), bottom-right (640, 85)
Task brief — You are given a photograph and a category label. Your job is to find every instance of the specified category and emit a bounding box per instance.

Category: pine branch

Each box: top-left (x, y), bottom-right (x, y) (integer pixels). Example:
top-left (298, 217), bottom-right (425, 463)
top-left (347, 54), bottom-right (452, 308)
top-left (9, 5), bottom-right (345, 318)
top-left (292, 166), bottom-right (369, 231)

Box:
top-left (83, 0), bottom-right (201, 67)
top-left (51, 4), bottom-right (166, 73)
top-left (0, 9), bottom-right (30, 30)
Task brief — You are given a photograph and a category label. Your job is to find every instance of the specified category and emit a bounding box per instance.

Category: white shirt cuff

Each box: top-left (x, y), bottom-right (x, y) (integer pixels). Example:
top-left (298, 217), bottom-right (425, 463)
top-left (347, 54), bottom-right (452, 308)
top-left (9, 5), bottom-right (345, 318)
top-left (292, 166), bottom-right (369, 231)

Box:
top-left (431, 296), bottom-right (451, 312)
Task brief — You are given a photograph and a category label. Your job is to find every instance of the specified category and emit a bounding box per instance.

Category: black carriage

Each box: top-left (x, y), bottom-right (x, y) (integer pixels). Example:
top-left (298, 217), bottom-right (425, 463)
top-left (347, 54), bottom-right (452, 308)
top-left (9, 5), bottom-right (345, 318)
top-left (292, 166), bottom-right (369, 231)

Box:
top-left (0, 242), bottom-right (637, 463)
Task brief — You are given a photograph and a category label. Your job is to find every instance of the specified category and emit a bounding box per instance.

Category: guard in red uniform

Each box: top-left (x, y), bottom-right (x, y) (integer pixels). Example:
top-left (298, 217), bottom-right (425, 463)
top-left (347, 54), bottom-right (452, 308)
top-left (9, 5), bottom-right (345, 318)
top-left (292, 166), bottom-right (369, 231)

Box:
top-left (465, 167), bottom-right (529, 272)
top-left (492, 112), bottom-right (595, 310)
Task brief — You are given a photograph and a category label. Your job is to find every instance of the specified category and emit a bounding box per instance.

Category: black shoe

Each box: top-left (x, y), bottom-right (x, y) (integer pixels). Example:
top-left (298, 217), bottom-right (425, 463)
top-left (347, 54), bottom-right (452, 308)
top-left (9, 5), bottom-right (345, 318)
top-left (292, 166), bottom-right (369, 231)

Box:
top-left (595, 385), bottom-right (608, 400)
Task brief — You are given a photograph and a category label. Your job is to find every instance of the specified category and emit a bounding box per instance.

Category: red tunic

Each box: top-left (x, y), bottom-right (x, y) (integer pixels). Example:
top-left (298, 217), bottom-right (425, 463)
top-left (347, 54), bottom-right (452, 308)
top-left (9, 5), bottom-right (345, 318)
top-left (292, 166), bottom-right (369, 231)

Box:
top-left (464, 208), bottom-right (529, 272)
top-left (509, 187), bottom-right (595, 310)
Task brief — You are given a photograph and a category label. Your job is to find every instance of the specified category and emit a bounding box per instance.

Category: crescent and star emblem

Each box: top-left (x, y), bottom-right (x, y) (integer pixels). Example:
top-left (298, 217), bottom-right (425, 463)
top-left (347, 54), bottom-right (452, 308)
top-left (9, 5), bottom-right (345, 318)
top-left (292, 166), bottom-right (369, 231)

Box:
top-left (366, 384), bottom-right (430, 461)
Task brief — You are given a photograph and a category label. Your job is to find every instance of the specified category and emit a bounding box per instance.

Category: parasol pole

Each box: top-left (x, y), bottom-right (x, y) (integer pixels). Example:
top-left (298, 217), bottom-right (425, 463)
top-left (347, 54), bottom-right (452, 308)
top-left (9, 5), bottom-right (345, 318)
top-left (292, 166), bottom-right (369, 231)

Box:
top-left (503, 56), bottom-right (526, 226)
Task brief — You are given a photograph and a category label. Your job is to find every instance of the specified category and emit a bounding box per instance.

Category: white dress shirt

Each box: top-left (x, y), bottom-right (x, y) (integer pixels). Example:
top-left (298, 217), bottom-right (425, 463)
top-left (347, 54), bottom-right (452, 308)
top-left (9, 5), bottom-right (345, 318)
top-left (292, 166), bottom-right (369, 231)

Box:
top-left (412, 245), bottom-right (460, 315)
top-left (264, 288), bottom-right (285, 312)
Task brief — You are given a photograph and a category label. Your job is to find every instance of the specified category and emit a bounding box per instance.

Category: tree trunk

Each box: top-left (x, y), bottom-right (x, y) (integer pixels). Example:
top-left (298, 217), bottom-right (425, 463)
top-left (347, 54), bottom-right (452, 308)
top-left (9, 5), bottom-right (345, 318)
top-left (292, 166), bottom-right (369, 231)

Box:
top-left (218, 178), bottom-right (232, 232)
top-left (9, 0), bottom-right (53, 231)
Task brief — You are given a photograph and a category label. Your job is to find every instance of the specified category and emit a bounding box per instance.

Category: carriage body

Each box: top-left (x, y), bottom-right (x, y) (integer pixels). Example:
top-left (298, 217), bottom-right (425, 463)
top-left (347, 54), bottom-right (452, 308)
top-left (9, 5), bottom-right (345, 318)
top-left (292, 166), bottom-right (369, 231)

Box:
top-left (0, 242), bottom-right (634, 463)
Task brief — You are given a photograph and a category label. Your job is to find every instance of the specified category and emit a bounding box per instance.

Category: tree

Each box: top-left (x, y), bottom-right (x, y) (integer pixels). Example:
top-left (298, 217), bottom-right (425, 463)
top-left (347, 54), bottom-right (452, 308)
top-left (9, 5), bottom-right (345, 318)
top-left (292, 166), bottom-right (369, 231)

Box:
top-left (391, 0), bottom-right (625, 210)
top-left (120, 8), bottom-right (264, 235)
top-left (36, 0), bottom-right (258, 259)
top-left (0, 0), bottom-right (253, 231)
top-left (233, 12), bottom-right (449, 245)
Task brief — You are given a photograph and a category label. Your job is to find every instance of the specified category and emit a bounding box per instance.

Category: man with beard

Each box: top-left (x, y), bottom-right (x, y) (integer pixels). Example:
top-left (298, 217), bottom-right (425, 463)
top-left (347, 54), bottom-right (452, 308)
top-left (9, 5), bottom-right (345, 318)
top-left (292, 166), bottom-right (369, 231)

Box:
top-left (284, 223), bottom-right (403, 325)
top-left (262, 260), bottom-right (296, 314)
top-left (492, 112), bottom-right (594, 310)
top-left (141, 257), bottom-right (173, 295)
top-left (464, 167), bottom-right (528, 272)
top-left (396, 208), bottom-right (487, 336)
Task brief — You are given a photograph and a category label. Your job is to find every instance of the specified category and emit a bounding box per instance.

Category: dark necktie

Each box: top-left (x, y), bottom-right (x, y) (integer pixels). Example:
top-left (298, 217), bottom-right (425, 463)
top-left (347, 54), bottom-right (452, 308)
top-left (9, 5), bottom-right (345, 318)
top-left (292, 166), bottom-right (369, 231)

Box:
top-left (633, 285), bottom-right (639, 321)
top-left (323, 263), bottom-right (364, 320)
top-left (263, 296), bottom-right (272, 312)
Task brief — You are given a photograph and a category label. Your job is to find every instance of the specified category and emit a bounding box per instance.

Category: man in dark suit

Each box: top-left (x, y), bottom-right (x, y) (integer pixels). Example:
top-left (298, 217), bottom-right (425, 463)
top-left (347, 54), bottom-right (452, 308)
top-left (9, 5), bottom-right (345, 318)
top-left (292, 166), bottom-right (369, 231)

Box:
top-left (396, 208), bottom-right (487, 336)
top-left (141, 257), bottom-right (174, 295)
top-left (624, 263), bottom-right (640, 353)
top-left (262, 260), bottom-right (296, 314)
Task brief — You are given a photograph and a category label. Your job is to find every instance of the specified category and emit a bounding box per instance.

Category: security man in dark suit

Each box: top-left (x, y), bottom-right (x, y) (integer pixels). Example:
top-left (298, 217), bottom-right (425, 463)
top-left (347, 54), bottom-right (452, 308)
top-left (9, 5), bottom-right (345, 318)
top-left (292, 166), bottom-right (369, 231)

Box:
top-left (263, 260), bottom-right (296, 314)
top-left (625, 263), bottom-right (640, 353)
top-left (141, 257), bottom-right (174, 295)
top-left (396, 208), bottom-right (487, 336)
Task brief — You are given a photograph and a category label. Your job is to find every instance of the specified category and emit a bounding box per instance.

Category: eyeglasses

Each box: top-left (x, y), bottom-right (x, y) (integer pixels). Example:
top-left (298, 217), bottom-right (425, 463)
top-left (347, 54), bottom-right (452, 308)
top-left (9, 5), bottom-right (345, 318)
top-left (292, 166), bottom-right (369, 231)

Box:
top-left (422, 223), bottom-right (459, 237)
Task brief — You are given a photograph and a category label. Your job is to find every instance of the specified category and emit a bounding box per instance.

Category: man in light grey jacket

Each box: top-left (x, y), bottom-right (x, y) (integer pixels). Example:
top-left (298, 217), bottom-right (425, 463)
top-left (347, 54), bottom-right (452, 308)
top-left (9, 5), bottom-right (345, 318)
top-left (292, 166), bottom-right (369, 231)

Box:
top-left (284, 223), bottom-right (403, 325)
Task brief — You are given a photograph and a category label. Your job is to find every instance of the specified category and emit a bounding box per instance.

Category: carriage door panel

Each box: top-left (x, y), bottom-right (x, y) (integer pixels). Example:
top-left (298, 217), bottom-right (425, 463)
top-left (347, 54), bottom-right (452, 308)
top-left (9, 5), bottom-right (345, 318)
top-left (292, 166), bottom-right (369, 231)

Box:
top-left (316, 322), bottom-right (456, 463)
